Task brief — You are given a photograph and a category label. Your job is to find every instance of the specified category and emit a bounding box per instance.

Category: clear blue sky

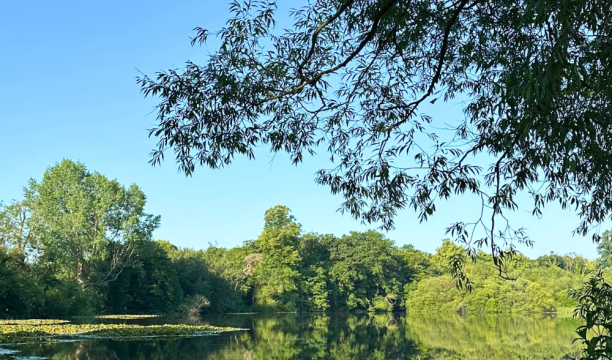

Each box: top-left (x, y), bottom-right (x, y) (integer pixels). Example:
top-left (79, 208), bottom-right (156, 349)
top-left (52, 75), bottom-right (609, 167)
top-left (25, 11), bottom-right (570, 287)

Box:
top-left (0, 0), bottom-right (607, 258)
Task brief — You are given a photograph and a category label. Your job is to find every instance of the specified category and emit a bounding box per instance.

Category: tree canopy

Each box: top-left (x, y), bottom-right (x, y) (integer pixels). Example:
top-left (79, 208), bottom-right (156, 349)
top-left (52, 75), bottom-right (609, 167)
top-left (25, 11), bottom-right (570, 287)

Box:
top-left (1, 160), bottom-right (611, 319)
top-left (33, 160), bottom-right (160, 288)
top-left (139, 0), bottom-right (612, 280)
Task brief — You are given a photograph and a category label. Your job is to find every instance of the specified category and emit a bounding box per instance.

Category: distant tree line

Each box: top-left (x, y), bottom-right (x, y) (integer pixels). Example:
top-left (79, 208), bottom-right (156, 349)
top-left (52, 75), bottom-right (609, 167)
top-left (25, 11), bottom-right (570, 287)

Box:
top-left (0, 160), bottom-right (609, 318)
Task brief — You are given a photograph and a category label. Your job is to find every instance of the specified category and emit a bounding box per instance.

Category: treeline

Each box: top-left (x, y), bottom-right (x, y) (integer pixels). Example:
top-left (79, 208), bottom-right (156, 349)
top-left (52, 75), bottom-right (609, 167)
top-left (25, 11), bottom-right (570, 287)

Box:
top-left (407, 241), bottom-right (592, 313)
top-left (0, 160), bottom-right (609, 318)
top-left (0, 160), bottom-right (418, 317)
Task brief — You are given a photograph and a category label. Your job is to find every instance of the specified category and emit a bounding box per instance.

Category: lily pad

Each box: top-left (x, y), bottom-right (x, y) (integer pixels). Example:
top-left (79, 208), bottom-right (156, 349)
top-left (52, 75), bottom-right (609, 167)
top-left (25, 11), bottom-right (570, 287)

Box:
top-left (95, 315), bottom-right (161, 320)
top-left (0, 324), bottom-right (239, 344)
top-left (0, 320), bottom-right (69, 326)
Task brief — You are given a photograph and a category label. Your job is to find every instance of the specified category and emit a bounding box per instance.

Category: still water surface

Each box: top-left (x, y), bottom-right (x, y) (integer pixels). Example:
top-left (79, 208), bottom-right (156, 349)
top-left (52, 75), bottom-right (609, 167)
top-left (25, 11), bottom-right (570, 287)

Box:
top-left (6, 313), bottom-right (582, 359)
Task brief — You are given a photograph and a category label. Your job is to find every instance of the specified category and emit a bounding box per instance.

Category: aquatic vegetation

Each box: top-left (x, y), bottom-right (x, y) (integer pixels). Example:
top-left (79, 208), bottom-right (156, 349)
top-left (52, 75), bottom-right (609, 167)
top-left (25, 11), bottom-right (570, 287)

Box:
top-left (95, 315), bottom-right (161, 320)
top-left (0, 324), bottom-right (238, 344)
top-left (0, 320), bottom-right (70, 326)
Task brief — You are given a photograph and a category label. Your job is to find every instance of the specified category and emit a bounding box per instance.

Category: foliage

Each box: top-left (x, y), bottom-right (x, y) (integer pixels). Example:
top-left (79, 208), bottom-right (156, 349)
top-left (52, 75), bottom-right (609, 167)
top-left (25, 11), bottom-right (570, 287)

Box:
top-left (33, 160), bottom-right (160, 290)
top-left (571, 271), bottom-right (612, 360)
top-left (597, 230), bottom-right (612, 269)
top-left (407, 241), bottom-right (588, 314)
top-left (177, 295), bottom-right (211, 318)
top-left (0, 160), bottom-right (606, 319)
top-left (0, 198), bottom-right (38, 267)
top-left (200, 245), bottom-right (253, 313)
top-left (0, 160), bottom-right (166, 318)
top-left (328, 231), bottom-right (411, 311)
top-left (36, 277), bottom-right (95, 317)
top-left (297, 233), bottom-right (332, 311)
top-left (139, 0), bottom-right (612, 282)
top-left (105, 240), bottom-right (182, 315)
top-left (164, 243), bottom-right (212, 303)
top-left (248, 206), bottom-right (303, 311)
top-left (0, 249), bottom-right (45, 319)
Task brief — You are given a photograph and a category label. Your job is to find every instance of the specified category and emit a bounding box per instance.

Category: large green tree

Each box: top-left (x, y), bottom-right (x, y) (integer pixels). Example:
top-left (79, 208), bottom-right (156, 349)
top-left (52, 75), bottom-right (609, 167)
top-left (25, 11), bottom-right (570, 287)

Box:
top-left (297, 233), bottom-right (333, 311)
top-left (328, 230), bottom-right (411, 311)
top-left (250, 205), bottom-right (302, 310)
top-left (31, 160), bottom-right (160, 290)
top-left (139, 0), bottom-right (612, 278)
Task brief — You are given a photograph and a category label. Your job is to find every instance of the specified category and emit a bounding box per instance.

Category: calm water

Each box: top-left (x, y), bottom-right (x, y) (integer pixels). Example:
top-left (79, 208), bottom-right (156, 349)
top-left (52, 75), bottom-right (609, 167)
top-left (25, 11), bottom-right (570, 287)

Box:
top-left (4, 313), bottom-right (583, 359)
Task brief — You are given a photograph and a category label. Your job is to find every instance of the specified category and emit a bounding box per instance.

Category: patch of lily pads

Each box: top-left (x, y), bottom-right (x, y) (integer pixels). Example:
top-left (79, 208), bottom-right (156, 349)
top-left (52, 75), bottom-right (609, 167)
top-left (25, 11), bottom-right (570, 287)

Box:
top-left (0, 320), bottom-right (69, 326)
top-left (95, 315), bottom-right (161, 320)
top-left (0, 323), bottom-right (239, 344)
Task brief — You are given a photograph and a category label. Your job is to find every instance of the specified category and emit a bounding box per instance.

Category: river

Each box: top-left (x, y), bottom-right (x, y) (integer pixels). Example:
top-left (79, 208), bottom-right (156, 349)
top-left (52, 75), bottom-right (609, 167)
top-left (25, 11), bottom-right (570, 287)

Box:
top-left (5, 313), bottom-right (583, 359)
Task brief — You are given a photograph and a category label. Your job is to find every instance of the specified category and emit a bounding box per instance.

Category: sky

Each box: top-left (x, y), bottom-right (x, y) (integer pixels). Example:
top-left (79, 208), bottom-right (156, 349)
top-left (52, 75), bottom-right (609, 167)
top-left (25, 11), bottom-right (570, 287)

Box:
top-left (0, 0), bottom-right (607, 259)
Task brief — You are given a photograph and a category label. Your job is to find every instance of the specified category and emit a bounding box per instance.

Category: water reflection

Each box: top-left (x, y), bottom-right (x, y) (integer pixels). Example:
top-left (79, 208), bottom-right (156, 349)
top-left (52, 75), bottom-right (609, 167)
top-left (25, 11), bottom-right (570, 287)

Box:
top-left (9, 313), bottom-right (582, 360)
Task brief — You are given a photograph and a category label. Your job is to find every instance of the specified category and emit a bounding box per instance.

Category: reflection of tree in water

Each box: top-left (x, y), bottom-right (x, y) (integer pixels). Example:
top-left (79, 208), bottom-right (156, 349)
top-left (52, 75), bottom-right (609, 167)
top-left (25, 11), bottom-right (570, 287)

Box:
top-left (404, 314), bottom-right (583, 360)
top-left (14, 338), bottom-right (219, 360)
top-left (16, 341), bottom-right (121, 360)
top-left (9, 314), bottom-right (584, 360)
top-left (202, 314), bottom-right (584, 360)
top-left (202, 314), bottom-right (422, 360)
